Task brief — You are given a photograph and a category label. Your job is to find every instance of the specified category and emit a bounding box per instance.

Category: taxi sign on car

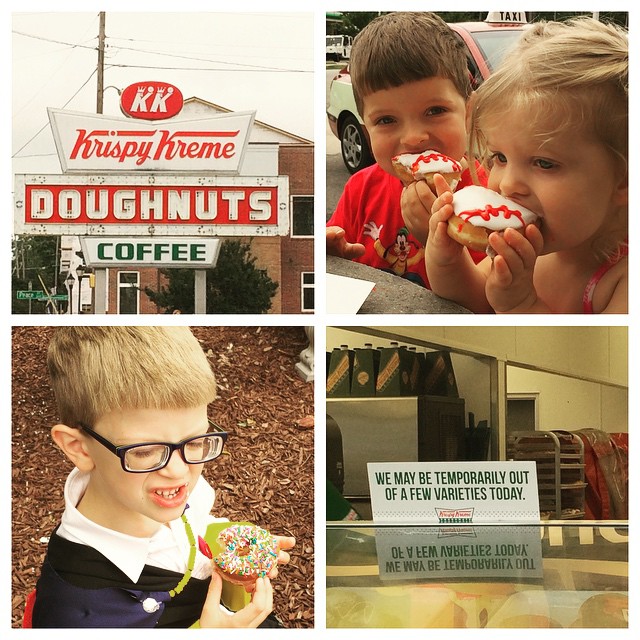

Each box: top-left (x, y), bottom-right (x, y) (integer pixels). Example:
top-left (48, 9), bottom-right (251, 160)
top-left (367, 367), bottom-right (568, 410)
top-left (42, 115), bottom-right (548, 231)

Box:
top-left (485, 12), bottom-right (527, 24)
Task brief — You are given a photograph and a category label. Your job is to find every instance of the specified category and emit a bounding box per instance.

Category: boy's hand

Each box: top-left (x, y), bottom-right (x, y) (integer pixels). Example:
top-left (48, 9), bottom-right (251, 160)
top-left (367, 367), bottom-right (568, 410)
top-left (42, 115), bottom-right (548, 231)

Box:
top-left (425, 174), bottom-right (465, 266)
top-left (270, 535), bottom-right (296, 579)
top-left (200, 572), bottom-right (273, 628)
top-left (485, 225), bottom-right (545, 313)
top-left (327, 226), bottom-right (365, 259)
top-left (400, 179), bottom-right (437, 246)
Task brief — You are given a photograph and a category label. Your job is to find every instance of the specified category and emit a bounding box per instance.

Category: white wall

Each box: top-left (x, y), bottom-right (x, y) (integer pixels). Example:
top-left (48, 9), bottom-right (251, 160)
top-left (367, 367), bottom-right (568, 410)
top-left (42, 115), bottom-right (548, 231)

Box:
top-left (507, 366), bottom-right (627, 433)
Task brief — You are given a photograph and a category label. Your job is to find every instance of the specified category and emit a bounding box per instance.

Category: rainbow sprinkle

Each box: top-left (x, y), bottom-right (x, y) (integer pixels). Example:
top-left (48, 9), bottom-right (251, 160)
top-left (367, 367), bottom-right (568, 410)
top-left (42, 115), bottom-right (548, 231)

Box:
top-left (214, 524), bottom-right (278, 578)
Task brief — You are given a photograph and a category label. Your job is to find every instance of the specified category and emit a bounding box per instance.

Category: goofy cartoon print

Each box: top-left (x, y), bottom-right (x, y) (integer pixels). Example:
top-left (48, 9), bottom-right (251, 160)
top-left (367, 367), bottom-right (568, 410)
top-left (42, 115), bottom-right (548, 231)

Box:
top-left (363, 221), bottom-right (425, 286)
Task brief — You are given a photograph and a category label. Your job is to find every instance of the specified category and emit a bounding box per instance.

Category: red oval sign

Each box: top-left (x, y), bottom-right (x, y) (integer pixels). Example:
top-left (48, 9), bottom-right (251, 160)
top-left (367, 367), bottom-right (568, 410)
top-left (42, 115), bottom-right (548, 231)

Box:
top-left (120, 81), bottom-right (184, 120)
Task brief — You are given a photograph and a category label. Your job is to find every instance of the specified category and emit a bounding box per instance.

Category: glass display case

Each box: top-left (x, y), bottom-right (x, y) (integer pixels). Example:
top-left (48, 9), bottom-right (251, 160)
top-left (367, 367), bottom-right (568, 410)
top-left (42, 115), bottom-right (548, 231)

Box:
top-left (327, 521), bottom-right (628, 628)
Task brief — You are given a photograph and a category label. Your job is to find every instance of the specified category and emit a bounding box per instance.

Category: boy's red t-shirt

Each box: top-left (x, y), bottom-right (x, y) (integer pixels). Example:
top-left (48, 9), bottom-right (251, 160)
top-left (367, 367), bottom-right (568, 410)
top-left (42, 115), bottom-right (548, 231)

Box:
top-left (327, 161), bottom-right (487, 289)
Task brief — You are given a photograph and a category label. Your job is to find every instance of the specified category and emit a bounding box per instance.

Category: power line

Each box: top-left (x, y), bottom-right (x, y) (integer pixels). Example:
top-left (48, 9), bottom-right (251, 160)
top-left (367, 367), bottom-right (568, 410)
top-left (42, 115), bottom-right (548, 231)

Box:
top-left (14, 29), bottom-right (310, 73)
top-left (13, 29), bottom-right (97, 51)
top-left (13, 68), bottom-right (97, 159)
top-left (12, 153), bottom-right (58, 159)
top-left (108, 34), bottom-right (308, 55)
top-left (105, 62), bottom-right (311, 73)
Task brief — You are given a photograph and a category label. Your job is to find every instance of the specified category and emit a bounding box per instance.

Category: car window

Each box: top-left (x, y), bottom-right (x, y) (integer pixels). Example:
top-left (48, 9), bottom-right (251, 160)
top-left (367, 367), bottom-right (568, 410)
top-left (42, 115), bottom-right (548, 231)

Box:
top-left (468, 29), bottom-right (525, 73)
top-left (465, 52), bottom-right (482, 91)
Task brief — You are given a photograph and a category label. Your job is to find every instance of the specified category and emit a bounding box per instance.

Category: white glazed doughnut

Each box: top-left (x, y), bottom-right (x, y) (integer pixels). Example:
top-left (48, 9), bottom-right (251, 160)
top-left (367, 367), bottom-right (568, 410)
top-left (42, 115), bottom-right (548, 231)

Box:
top-left (392, 150), bottom-right (464, 189)
top-left (448, 186), bottom-right (539, 252)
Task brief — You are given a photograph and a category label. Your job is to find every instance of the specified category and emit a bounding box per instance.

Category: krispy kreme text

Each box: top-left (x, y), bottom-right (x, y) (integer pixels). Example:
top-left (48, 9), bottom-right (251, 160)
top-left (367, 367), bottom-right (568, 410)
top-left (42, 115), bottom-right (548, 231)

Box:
top-left (26, 185), bottom-right (277, 225)
top-left (69, 128), bottom-right (238, 166)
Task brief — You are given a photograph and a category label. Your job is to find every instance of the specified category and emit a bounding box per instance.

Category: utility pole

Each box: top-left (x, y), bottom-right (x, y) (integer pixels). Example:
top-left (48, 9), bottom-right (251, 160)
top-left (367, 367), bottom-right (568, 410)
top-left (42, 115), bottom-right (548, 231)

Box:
top-left (94, 11), bottom-right (108, 313)
top-left (96, 12), bottom-right (106, 114)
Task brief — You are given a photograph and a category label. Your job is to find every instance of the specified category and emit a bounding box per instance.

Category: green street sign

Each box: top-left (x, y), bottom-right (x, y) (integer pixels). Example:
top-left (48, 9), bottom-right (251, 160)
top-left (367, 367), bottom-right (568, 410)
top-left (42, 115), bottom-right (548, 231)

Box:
top-left (17, 290), bottom-right (67, 301)
top-left (17, 290), bottom-right (44, 300)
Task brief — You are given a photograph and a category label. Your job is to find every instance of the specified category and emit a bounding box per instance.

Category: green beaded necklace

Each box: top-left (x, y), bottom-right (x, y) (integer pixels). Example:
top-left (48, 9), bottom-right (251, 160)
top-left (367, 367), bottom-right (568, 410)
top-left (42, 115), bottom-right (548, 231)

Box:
top-left (169, 513), bottom-right (197, 598)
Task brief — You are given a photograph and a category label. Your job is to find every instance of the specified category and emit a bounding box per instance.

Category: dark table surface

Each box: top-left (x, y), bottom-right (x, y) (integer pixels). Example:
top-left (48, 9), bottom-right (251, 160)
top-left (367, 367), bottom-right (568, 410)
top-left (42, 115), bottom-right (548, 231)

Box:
top-left (327, 255), bottom-right (472, 314)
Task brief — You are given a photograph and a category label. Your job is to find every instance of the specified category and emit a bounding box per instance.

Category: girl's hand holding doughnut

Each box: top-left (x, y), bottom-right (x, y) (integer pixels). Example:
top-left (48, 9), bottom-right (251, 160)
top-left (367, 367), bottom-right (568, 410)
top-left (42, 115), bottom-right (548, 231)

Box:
top-left (425, 173), bottom-right (466, 266)
top-left (485, 224), bottom-right (545, 313)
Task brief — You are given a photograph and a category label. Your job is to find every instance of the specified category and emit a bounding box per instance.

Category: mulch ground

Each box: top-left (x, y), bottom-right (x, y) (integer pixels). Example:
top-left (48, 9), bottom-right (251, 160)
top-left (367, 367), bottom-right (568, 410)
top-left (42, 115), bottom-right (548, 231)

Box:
top-left (11, 325), bottom-right (314, 628)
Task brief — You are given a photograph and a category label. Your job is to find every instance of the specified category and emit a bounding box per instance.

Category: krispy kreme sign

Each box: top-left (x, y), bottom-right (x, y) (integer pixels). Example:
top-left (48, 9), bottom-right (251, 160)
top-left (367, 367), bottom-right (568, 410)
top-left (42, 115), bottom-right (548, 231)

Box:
top-left (48, 108), bottom-right (254, 173)
top-left (14, 174), bottom-right (289, 237)
top-left (120, 81), bottom-right (184, 120)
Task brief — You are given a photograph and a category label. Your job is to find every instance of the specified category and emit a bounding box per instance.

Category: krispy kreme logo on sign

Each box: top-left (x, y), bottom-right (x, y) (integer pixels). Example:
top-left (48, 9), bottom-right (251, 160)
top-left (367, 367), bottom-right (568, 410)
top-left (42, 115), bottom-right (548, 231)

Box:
top-left (436, 507), bottom-right (474, 524)
top-left (48, 108), bottom-right (254, 173)
top-left (120, 81), bottom-right (184, 120)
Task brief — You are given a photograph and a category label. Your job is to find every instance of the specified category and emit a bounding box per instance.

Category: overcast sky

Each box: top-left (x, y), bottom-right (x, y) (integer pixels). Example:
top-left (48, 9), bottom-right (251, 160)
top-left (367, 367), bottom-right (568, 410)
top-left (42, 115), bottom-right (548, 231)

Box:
top-left (12, 10), bottom-right (314, 175)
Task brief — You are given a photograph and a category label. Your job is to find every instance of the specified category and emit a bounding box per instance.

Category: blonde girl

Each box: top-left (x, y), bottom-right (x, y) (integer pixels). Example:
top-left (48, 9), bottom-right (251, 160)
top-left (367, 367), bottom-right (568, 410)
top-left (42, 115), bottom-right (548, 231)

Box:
top-left (424, 17), bottom-right (628, 313)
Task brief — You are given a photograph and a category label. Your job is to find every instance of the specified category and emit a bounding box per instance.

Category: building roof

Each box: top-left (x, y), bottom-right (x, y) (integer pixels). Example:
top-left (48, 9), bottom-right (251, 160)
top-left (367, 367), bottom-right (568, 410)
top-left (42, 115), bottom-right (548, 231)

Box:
top-left (181, 97), bottom-right (313, 145)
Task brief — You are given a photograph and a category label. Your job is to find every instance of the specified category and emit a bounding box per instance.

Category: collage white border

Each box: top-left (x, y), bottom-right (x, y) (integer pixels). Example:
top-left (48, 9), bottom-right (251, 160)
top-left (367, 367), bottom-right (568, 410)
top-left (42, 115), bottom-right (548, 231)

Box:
top-left (5, 1), bottom-right (637, 638)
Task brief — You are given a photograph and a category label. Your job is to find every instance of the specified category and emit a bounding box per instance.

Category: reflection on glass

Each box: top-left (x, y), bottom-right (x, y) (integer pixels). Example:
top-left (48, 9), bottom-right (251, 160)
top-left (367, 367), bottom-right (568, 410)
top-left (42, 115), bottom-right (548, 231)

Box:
top-left (327, 523), bottom-right (627, 628)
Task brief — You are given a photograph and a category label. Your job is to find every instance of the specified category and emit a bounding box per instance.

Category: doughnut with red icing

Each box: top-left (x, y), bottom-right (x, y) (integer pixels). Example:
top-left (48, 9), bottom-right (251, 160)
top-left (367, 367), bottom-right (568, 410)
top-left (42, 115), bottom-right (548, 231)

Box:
top-left (447, 186), bottom-right (539, 252)
top-left (392, 150), bottom-right (465, 189)
top-left (213, 524), bottom-right (278, 580)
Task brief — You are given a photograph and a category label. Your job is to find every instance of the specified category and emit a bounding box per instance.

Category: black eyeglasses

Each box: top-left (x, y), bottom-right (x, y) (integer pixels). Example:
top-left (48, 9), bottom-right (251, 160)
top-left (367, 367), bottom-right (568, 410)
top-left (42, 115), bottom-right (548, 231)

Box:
top-left (79, 420), bottom-right (227, 473)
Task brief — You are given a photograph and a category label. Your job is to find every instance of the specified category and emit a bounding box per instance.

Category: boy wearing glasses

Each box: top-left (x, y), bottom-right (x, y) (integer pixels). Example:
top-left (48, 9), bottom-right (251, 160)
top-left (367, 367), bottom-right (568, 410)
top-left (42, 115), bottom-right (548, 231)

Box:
top-left (31, 326), bottom-right (294, 628)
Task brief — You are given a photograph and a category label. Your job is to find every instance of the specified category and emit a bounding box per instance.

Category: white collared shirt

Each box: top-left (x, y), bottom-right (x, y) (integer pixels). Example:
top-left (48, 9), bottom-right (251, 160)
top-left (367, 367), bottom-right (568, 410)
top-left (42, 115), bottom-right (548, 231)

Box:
top-left (57, 468), bottom-right (226, 583)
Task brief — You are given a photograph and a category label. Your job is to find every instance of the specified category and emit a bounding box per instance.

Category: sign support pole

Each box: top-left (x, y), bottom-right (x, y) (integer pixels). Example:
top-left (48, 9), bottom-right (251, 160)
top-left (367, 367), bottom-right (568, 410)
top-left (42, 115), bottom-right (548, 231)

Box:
top-left (94, 268), bottom-right (108, 314)
top-left (194, 271), bottom-right (206, 314)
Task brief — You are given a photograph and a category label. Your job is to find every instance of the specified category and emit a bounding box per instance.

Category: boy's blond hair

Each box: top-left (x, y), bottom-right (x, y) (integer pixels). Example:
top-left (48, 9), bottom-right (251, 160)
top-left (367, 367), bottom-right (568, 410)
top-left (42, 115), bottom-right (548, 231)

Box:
top-left (47, 327), bottom-right (217, 427)
top-left (469, 17), bottom-right (628, 256)
top-left (349, 12), bottom-right (471, 116)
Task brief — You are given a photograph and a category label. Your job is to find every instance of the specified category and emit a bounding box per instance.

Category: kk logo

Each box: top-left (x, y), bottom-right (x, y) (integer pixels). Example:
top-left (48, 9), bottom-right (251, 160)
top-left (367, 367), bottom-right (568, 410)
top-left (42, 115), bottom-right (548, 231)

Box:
top-left (120, 81), bottom-right (184, 120)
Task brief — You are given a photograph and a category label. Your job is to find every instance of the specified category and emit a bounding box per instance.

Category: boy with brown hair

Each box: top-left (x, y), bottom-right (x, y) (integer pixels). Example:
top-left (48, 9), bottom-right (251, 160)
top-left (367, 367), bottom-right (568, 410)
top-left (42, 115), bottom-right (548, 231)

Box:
top-left (326, 11), bottom-right (487, 288)
top-left (31, 326), bottom-right (294, 628)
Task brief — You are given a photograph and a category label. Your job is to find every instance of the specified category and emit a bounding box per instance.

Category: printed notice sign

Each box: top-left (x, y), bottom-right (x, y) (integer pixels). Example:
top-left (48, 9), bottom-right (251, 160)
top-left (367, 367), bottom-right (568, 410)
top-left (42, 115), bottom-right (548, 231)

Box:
top-left (375, 525), bottom-right (543, 581)
top-left (368, 461), bottom-right (540, 523)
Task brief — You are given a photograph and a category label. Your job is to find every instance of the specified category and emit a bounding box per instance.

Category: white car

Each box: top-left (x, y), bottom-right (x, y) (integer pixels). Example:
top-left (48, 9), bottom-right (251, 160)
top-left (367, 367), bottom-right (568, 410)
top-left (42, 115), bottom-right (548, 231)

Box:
top-left (326, 34), bottom-right (353, 62)
top-left (327, 14), bottom-right (529, 173)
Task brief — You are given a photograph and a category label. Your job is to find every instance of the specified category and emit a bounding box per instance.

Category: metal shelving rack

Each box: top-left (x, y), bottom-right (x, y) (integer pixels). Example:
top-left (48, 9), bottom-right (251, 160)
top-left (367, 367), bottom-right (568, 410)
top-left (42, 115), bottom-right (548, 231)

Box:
top-left (507, 430), bottom-right (586, 519)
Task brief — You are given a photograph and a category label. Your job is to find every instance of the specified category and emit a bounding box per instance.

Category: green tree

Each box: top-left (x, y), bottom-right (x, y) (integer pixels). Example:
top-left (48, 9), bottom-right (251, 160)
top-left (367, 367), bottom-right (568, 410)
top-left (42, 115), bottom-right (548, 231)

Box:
top-left (528, 12), bottom-right (627, 27)
top-left (144, 239), bottom-right (278, 314)
top-left (11, 235), bottom-right (62, 314)
top-left (339, 12), bottom-right (385, 37)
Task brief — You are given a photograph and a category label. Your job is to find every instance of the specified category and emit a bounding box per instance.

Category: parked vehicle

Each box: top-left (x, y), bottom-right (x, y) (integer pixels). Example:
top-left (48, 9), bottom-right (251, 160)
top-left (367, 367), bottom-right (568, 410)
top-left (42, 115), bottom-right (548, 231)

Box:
top-left (326, 34), bottom-right (353, 62)
top-left (327, 13), bottom-right (529, 173)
